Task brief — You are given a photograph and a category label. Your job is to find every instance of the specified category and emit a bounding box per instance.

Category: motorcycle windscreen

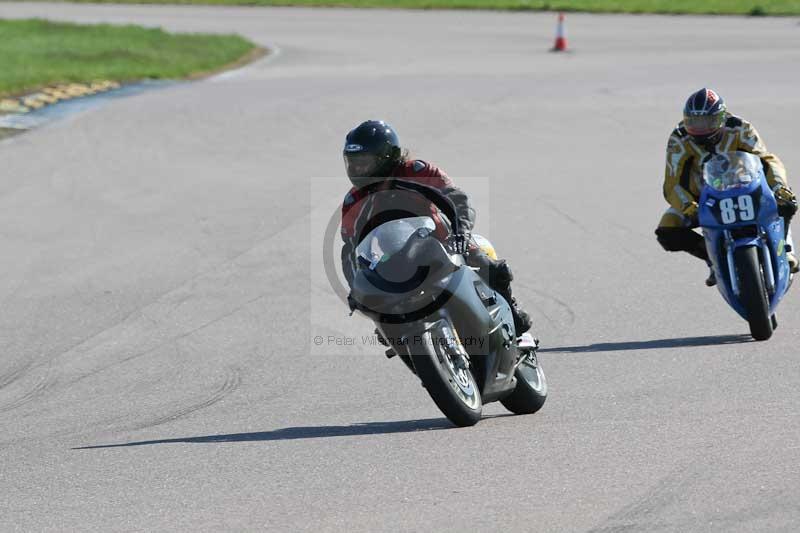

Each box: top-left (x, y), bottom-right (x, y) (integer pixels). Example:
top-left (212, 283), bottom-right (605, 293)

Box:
top-left (703, 151), bottom-right (763, 192)
top-left (356, 217), bottom-right (437, 270)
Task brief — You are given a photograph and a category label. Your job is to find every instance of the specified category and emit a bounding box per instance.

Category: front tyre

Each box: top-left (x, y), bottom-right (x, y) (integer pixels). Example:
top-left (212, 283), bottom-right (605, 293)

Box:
top-left (501, 350), bottom-right (547, 415)
top-left (735, 246), bottom-right (773, 341)
top-left (411, 329), bottom-right (482, 427)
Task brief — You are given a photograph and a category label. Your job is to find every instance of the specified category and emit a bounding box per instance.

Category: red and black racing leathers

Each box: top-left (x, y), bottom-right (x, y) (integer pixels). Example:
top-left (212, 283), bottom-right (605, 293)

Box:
top-left (340, 158), bottom-right (531, 334)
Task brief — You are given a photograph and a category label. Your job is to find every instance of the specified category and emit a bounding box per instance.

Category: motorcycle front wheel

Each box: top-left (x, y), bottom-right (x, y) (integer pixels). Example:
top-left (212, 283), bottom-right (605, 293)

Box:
top-left (735, 246), bottom-right (773, 341)
top-left (411, 329), bottom-right (482, 427)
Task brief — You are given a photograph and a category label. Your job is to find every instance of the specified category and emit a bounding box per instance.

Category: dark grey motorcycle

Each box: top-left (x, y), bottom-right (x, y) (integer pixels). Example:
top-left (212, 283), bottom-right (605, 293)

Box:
top-left (346, 182), bottom-right (546, 427)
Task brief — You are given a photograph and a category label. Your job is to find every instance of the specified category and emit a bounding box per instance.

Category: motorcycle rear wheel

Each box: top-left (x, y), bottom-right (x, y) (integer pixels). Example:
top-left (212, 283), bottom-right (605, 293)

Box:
top-left (501, 351), bottom-right (547, 415)
top-left (735, 246), bottom-right (773, 341)
top-left (411, 330), bottom-right (482, 427)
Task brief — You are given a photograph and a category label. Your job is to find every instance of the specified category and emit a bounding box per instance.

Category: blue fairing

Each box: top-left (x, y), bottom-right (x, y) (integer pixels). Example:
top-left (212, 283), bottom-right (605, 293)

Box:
top-left (699, 172), bottom-right (790, 320)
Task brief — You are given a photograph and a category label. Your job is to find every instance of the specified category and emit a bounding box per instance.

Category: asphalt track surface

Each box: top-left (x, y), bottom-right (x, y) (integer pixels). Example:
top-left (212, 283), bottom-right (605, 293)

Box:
top-left (1, 4), bottom-right (799, 531)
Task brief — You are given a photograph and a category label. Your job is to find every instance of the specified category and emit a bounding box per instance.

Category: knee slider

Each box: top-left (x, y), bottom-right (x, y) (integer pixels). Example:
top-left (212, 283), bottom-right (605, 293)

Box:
top-left (655, 227), bottom-right (697, 252)
top-left (655, 227), bottom-right (683, 251)
top-left (779, 201), bottom-right (798, 219)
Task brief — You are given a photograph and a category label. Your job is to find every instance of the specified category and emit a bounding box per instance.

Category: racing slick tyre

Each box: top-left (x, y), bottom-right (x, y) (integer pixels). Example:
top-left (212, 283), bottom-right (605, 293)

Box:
top-left (411, 329), bottom-right (482, 427)
top-left (735, 246), bottom-right (773, 341)
top-left (500, 350), bottom-right (547, 415)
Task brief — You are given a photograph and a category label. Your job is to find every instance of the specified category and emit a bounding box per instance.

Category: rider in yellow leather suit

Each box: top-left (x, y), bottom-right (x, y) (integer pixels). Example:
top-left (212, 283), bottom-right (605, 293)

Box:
top-left (655, 88), bottom-right (798, 285)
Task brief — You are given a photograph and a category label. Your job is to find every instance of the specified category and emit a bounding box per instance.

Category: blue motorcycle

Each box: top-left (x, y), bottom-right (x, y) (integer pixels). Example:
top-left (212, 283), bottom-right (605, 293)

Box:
top-left (699, 151), bottom-right (794, 340)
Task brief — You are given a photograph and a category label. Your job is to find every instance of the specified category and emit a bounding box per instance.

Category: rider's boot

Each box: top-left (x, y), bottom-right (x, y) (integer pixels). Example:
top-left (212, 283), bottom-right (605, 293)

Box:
top-left (685, 240), bottom-right (715, 287)
top-left (496, 287), bottom-right (532, 335)
top-left (510, 297), bottom-right (533, 336)
top-left (786, 229), bottom-right (799, 274)
top-left (491, 261), bottom-right (532, 335)
top-left (705, 262), bottom-right (717, 287)
top-left (469, 253), bottom-right (533, 335)
top-left (788, 252), bottom-right (799, 274)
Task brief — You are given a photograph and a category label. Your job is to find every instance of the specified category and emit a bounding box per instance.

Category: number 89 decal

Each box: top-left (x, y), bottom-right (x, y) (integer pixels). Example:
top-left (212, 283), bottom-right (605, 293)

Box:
top-left (719, 195), bottom-right (755, 224)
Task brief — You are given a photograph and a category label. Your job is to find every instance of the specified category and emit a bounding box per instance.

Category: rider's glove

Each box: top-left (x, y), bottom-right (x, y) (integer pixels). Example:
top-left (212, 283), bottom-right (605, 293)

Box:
top-left (681, 201), bottom-right (699, 220)
top-left (774, 186), bottom-right (798, 218)
top-left (448, 233), bottom-right (470, 255)
top-left (774, 186), bottom-right (796, 205)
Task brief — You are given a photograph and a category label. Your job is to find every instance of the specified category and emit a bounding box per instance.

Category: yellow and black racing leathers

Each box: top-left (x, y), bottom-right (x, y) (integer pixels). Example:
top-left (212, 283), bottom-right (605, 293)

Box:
top-left (655, 115), bottom-right (790, 261)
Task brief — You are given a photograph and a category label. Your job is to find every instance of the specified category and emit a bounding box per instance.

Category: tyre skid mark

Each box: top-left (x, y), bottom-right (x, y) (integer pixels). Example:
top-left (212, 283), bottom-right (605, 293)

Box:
top-left (539, 198), bottom-right (593, 235)
top-left (130, 366), bottom-right (242, 431)
top-left (32, 212), bottom-right (301, 383)
top-left (66, 291), bottom-right (265, 386)
top-left (0, 374), bottom-right (55, 414)
top-left (514, 281), bottom-right (577, 329)
top-left (0, 362), bottom-right (32, 390)
top-left (587, 465), bottom-right (704, 533)
top-left (538, 198), bottom-right (639, 260)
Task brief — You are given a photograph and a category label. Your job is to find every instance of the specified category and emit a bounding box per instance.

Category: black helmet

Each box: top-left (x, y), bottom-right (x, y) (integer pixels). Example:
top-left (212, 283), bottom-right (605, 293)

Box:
top-left (343, 120), bottom-right (402, 188)
top-left (683, 88), bottom-right (727, 142)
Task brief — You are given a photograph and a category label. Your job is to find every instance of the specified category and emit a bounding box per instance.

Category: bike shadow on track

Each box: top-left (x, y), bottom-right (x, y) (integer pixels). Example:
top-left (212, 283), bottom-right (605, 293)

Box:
top-left (540, 334), bottom-right (753, 354)
top-left (73, 414), bottom-right (512, 450)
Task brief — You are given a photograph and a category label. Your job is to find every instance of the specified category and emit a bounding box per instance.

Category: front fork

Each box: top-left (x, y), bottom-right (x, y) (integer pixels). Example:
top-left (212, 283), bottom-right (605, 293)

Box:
top-left (724, 231), bottom-right (739, 296)
top-left (761, 238), bottom-right (776, 296)
top-left (382, 319), bottom-right (470, 375)
top-left (724, 230), bottom-right (775, 297)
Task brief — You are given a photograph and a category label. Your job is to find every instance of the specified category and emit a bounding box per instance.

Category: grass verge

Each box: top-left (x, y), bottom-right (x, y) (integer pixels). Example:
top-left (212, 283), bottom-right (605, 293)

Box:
top-left (31, 0), bottom-right (800, 16)
top-left (0, 18), bottom-right (258, 97)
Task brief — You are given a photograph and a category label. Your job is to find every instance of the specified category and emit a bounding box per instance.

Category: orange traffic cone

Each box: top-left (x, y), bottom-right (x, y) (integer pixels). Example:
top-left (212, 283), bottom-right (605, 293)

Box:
top-left (552, 13), bottom-right (568, 52)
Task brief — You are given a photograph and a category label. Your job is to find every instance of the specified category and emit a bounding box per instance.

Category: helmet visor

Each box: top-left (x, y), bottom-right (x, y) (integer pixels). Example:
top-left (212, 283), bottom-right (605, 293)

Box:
top-left (684, 113), bottom-right (725, 137)
top-left (344, 152), bottom-right (381, 179)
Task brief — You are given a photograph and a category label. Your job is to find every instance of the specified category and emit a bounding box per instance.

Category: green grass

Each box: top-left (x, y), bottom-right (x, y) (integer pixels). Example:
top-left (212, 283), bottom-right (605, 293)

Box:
top-left (0, 18), bottom-right (257, 97)
top-left (32, 0), bottom-right (800, 15)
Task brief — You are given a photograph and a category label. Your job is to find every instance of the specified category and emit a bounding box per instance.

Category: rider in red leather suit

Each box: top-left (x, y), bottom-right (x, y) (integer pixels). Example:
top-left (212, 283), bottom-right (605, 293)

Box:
top-left (340, 120), bottom-right (532, 335)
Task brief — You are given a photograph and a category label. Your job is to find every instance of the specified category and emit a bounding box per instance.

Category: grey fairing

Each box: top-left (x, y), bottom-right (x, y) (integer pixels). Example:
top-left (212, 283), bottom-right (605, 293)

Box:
top-left (376, 265), bottom-right (518, 401)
